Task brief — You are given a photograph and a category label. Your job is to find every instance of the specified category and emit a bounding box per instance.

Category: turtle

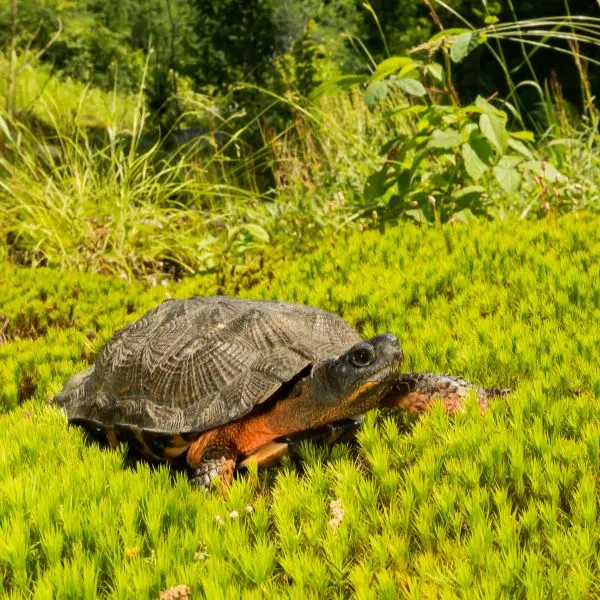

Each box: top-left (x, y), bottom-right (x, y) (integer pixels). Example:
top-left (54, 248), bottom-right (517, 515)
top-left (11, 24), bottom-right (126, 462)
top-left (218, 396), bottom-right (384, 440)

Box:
top-left (54, 296), bottom-right (508, 488)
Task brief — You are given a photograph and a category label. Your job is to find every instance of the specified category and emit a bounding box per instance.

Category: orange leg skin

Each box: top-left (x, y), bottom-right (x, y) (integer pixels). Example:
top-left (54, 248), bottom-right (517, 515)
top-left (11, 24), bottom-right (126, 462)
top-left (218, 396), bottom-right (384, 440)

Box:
top-left (184, 396), bottom-right (314, 488)
top-left (186, 426), bottom-right (239, 489)
top-left (394, 391), bottom-right (467, 415)
top-left (185, 406), bottom-right (293, 489)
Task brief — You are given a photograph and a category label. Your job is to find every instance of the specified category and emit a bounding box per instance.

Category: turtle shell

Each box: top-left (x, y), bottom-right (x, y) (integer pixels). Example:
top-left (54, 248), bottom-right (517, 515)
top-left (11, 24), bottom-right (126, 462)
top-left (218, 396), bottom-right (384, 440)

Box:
top-left (54, 297), bottom-right (362, 437)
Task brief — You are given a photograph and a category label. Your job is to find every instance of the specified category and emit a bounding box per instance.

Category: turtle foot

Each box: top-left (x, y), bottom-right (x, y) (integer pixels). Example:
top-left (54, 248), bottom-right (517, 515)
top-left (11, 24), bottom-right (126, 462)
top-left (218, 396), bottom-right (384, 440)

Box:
top-left (190, 456), bottom-right (236, 491)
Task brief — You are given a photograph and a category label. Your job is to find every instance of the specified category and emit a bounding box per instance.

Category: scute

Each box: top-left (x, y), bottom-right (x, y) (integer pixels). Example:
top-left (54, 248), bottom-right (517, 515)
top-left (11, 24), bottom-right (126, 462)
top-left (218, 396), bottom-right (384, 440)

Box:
top-left (54, 297), bottom-right (362, 435)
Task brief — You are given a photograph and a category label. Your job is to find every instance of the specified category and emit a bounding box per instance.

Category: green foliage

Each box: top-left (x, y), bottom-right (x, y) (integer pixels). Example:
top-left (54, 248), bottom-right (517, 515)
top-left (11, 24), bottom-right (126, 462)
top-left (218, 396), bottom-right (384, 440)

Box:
top-left (358, 1), bottom-right (599, 113)
top-left (1, 0), bottom-right (598, 127)
top-left (1, 216), bottom-right (600, 596)
top-left (272, 20), bottom-right (334, 99)
top-left (0, 101), bottom-right (293, 280)
top-left (315, 55), bottom-right (573, 223)
top-left (0, 54), bottom-right (136, 133)
top-left (0, 0), bottom-right (146, 93)
top-left (0, 78), bottom-right (404, 280)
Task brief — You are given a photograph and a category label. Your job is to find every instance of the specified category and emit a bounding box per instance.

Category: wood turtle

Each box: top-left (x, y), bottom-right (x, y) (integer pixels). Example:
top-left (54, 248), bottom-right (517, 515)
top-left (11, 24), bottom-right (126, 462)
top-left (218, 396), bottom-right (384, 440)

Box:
top-left (54, 296), bottom-right (508, 488)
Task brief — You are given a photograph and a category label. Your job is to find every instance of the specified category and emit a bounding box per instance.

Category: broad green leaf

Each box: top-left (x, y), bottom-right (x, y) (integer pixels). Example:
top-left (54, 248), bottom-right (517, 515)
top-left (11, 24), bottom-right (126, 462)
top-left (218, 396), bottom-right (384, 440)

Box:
top-left (397, 63), bottom-right (420, 79)
top-left (386, 105), bottom-right (428, 119)
top-left (372, 56), bottom-right (414, 81)
top-left (395, 170), bottom-right (413, 195)
top-left (462, 143), bottom-right (488, 180)
top-left (475, 95), bottom-right (503, 116)
top-left (425, 63), bottom-right (444, 82)
top-left (469, 135), bottom-right (494, 164)
top-left (453, 186), bottom-right (486, 212)
top-left (511, 130), bottom-right (535, 142)
top-left (364, 81), bottom-right (391, 110)
top-left (394, 78), bottom-right (427, 97)
top-left (497, 155), bottom-right (524, 169)
top-left (460, 104), bottom-right (486, 116)
top-left (450, 32), bottom-right (479, 63)
top-left (462, 122), bottom-right (479, 136)
top-left (521, 161), bottom-right (565, 182)
top-left (493, 165), bottom-right (522, 194)
top-left (480, 113), bottom-right (508, 154)
top-left (311, 75), bottom-right (367, 99)
top-left (363, 167), bottom-right (394, 202)
top-left (427, 128), bottom-right (463, 149)
top-left (241, 224), bottom-right (269, 243)
top-left (388, 194), bottom-right (405, 212)
top-left (453, 185), bottom-right (486, 201)
top-left (404, 208), bottom-right (428, 223)
top-left (452, 208), bottom-right (478, 222)
top-left (508, 138), bottom-right (534, 160)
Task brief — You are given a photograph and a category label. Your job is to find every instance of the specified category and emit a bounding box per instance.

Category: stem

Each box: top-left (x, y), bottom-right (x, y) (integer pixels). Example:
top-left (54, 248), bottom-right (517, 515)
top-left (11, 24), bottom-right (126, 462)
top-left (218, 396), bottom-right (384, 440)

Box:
top-left (422, 0), bottom-right (461, 106)
top-left (7, 0), bottom-right (18, 115)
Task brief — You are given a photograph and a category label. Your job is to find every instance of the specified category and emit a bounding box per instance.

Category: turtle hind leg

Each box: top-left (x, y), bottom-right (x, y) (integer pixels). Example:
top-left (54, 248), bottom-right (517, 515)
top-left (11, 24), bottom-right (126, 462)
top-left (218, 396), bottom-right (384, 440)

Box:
top-left (186, 427), bottom-right (239, 491)
top-left (190, 456), bottom-right (237, 490)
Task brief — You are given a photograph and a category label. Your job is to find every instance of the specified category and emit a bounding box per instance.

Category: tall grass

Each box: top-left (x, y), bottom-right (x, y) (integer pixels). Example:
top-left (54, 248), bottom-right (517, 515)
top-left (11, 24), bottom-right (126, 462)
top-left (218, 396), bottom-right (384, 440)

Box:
top-left (1, 9), bottom-right (599, 279)
top-left (0, 68), bottom-right (400, 280)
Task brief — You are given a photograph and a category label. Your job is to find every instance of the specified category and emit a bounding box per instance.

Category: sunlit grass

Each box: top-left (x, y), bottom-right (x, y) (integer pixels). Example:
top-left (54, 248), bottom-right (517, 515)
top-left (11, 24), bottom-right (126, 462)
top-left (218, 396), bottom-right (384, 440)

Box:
top-left (1, 216), bottom-right (599, 596)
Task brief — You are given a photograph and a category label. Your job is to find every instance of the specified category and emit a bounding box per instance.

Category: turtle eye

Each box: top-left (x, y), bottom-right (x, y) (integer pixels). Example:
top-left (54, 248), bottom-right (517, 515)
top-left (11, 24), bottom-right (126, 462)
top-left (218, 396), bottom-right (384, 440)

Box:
top-left (350, 345), bottom-right (376, 368)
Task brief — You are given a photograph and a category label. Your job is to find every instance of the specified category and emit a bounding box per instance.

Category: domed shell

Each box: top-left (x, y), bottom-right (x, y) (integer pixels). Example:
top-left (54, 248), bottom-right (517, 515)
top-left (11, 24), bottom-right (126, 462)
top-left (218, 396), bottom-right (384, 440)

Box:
top-left (54, 297), bottom-right (362, 435)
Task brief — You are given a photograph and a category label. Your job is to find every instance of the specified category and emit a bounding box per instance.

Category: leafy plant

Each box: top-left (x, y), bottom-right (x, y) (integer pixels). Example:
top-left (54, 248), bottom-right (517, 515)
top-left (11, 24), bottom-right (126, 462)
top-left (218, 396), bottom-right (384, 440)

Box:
top-left (314, 54), bottom-right (567, 223)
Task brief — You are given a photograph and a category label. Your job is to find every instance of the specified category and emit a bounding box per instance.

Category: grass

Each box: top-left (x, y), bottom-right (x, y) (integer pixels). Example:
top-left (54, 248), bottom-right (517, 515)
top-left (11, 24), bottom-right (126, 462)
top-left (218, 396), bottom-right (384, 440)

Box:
top-left (1, 215), bottom-right (599, 597)
top-left (0, 77), bottom-right (393, 280)
top-left (3, 14), bottom-right (599, 283)
top-left (0, 55), bottom-right (136, 132)
top-left (2, 11), bottom-right (599, 281)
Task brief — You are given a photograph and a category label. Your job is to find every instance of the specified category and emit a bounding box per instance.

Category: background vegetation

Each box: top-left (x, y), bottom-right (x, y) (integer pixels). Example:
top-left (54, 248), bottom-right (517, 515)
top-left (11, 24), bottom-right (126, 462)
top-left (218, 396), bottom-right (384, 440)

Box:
top-left (1, 0), bottom-right (599, 280)
top-left (1, 0), bottom-right (599, 597)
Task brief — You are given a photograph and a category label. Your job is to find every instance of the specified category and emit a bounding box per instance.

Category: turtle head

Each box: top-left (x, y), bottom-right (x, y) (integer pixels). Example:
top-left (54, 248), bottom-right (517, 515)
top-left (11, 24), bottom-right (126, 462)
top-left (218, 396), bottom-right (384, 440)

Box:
top-left (309, 334), bottom-right (403, 423)
top-left (235, 334), bottom-right (403, 456)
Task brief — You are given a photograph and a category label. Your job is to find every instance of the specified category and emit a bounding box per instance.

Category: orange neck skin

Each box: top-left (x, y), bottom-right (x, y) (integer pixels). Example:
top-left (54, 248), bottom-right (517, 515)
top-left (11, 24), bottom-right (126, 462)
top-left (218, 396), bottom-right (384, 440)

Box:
top-left (186, 374), bottom-right (393, 470)
top-left (233, 377), bottom-right (383, 456)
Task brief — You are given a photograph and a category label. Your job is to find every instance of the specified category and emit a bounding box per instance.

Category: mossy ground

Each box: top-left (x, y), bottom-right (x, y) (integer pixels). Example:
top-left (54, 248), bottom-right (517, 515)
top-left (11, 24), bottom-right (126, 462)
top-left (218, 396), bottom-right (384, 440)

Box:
top-left (1, 216), bottom-right (599, 598)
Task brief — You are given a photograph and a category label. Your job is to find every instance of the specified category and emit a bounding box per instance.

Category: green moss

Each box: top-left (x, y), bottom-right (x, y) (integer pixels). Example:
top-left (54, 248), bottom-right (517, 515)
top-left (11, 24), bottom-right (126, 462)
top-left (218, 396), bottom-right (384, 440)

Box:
top-left (1, 215), bottom-right (599, 597)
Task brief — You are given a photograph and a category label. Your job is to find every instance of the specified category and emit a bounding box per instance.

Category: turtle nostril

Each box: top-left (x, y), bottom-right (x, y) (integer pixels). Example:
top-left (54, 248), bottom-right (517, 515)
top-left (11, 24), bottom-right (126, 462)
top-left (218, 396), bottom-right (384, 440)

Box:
top-left (385, 334), bottom-right (400, 347)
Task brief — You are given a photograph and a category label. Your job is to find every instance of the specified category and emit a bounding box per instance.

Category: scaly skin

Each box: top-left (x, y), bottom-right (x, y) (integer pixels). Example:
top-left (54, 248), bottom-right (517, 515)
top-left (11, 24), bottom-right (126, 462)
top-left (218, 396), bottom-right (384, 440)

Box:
top-left (382, 372), bottom-right (510, 415)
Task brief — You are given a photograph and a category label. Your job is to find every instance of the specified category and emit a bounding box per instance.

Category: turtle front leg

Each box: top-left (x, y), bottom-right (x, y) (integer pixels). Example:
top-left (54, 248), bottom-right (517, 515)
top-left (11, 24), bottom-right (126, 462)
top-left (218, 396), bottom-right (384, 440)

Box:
top-left (186, 428), bottom-right (238, 490)
top-left (383, 373), bottom-right (510, 415)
